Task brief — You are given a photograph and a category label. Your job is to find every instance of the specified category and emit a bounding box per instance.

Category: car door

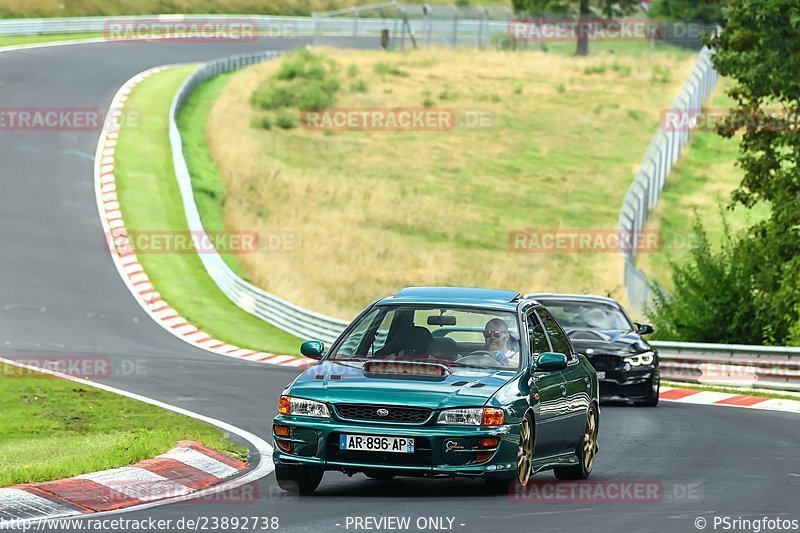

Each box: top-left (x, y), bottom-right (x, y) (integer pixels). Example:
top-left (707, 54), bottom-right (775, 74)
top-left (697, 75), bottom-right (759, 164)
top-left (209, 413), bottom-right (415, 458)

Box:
top-left (526, 310), bottom-right (567, 459)
top-left (538, 308), bottom-right (588, 455)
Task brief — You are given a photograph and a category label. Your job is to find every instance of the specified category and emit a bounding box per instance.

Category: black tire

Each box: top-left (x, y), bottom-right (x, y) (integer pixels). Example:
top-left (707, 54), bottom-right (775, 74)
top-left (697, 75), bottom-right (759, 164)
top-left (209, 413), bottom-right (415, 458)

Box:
top-left (554, 404), bottom-right (598, 480)
top-left (640, 375), bottom-right (660, 407)
top-left (364, 471), bottom-right (396, 481)
top-left (275, 464), bottom-right (324, 494)
top-left (485, 413), bottom-right (534, 493)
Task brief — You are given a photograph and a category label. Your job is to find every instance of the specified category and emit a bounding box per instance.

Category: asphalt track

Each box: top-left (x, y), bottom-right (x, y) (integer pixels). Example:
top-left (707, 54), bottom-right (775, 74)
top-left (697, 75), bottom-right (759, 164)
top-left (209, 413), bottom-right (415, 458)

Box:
top-left (1, 39), bottom-right (798, 533)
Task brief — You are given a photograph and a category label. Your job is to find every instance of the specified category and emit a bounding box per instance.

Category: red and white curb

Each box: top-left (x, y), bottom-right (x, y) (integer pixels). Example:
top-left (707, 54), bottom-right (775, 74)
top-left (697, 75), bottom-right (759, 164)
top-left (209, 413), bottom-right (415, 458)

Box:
top-left (0, 441), bottom-right (247, 523)
top-left (660, 386), bottom-right (800, 414)
top-left (93, 66), bottom-right (315, 370)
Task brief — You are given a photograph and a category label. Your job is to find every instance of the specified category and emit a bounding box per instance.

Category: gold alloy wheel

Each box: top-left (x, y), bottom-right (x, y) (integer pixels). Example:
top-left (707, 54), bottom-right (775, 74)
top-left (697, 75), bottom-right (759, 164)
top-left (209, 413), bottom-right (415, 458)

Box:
top-left (583, 408), bottom-right (598, 472)
top-left (517, 417), bottom-right (534, 484)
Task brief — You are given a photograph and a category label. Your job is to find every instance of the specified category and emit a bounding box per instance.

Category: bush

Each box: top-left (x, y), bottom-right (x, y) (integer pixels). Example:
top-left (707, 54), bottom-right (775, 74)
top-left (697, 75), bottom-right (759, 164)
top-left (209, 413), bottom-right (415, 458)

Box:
top-left (651, 65), bottom-right (672, 84)
top-left (646, 215), bottom-right (758, 344)
top-left (347, 64), bottom-right (359, 77)
top-left (350, 79), bottom-right (368, 93)
top-left (374, 62), bottom-right (409, 77)
top-left (252, 50), bottom-right (341, 112)
top-left (275, 110), bottom-right (297, 129)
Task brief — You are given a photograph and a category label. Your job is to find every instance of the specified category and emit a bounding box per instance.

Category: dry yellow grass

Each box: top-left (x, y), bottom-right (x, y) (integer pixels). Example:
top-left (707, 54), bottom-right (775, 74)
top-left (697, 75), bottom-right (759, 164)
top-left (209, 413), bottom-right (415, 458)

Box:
top-left (206, 47), bottom-right (697, 319)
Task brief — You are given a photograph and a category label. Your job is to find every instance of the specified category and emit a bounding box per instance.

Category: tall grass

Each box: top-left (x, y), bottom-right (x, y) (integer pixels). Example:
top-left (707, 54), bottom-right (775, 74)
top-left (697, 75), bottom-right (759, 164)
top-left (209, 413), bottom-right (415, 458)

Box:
top-left (205, 47), bottom-right (698, 319)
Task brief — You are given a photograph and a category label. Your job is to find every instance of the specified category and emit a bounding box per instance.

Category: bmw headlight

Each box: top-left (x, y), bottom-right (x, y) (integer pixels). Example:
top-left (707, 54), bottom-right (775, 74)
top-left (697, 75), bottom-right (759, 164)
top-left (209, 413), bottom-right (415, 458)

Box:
top-left (623, 351), bottom-right (655, 367)
top-left (278, 395), bottom-right (330, 418)
top-left (436, 407), bottom-right (504, 426)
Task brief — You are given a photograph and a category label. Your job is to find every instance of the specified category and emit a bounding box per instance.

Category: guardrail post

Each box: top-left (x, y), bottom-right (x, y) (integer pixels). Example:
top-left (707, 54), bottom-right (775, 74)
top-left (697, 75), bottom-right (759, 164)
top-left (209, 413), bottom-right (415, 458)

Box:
top-left (451, 5), bottom-right (459, 47)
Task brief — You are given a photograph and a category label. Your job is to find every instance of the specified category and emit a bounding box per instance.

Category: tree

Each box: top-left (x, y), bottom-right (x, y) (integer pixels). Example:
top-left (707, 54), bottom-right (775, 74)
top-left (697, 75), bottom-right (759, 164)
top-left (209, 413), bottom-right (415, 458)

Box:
top-left (648, 0), bottom-right (727, 25)
top-left (511, 0), bottom-right (641, 55)
top-left (705, 0), bottom-right (800, 344)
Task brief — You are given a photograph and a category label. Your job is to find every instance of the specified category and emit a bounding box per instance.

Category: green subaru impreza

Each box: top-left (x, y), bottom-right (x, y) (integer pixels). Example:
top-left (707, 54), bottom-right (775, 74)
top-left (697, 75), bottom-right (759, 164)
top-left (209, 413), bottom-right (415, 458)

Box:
top-left (272, 287), bottom-right (599, 493)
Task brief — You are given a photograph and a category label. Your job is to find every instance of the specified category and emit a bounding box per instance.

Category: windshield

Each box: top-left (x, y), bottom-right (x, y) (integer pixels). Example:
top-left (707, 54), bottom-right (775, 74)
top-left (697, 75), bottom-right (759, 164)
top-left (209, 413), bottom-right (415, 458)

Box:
top-left (329, 306), bottom-right (522, 370)
top-left (540, 300), bottom-right (632, 331)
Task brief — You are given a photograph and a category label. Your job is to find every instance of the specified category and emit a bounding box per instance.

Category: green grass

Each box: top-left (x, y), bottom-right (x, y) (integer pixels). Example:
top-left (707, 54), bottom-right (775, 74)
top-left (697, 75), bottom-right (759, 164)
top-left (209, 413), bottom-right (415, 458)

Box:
top-left (176, 71), bottom-right (248, 279)
top-left (639, 81), bottom-right (771, 287)
top-left (0, 33), bottom-right (103, 48)
top-left (113, 65), bottom-right (302, 355)
top-left (199, 47), bottom-right (703, 318)
top-left (0, 362), bottom-right (246, 487)
top-left (663, 380), bottom-right (800, 402)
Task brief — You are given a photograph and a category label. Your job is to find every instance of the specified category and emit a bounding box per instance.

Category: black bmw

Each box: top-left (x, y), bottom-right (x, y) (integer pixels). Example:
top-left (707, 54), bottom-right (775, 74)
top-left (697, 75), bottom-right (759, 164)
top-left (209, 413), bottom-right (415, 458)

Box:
top-left (526, 293), bottom-right (659, 406)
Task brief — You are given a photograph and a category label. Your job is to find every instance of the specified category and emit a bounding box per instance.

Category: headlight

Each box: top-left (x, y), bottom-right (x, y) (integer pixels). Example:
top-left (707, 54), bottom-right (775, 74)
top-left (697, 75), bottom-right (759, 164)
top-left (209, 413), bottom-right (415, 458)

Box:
top-left (278, 395), bottom-right (330, 418)
top-left (436, 407), bottom-right (504, 426)
top-left (623, 351), bottom-right (655, 367)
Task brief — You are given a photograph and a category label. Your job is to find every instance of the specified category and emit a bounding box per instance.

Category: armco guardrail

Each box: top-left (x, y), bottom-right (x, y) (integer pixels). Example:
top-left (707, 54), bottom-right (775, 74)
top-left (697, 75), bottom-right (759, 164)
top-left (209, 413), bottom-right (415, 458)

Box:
top-left (0, 14), bottom-right (716, 50)
top-left (169, 50), bottom-right (349, 345)
top-left (0, 14), bottom-right (511, 48)
top-left (653, 340), bottom-right (800, 393)
top-left (618, 45), bottom-right (719, 314)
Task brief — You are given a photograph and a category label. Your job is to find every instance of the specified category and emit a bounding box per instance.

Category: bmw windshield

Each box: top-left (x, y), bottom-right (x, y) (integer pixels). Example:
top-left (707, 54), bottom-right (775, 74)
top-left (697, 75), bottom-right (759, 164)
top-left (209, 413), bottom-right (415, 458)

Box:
top-left (328, 306), bottom-right (522, 370)
top-left (540, 300), bottom-right (632, 332)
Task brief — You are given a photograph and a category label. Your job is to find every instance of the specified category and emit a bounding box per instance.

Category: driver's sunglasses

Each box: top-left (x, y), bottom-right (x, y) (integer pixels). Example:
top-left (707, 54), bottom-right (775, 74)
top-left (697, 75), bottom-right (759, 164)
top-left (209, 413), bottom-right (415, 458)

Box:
top-left (483, 329), bottom-right (506, 338)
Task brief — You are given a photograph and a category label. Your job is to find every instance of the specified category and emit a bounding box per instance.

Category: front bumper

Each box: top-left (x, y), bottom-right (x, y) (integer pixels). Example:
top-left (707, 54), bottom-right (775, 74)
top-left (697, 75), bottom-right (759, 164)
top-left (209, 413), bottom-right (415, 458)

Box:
top-left (272, 415), bottom-right (520, 477)
top-left (597, 368), bottom-right (658, 401)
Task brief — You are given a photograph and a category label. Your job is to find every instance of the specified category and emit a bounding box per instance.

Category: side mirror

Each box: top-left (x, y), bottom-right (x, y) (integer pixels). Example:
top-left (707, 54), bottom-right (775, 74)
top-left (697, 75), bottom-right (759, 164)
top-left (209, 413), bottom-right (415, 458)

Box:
top-left (635, 323), bottom-right (654, 335)
top-left (300, 340), bottom-right (325, 359)
top-left (534, 352), bottom-right (568, 372)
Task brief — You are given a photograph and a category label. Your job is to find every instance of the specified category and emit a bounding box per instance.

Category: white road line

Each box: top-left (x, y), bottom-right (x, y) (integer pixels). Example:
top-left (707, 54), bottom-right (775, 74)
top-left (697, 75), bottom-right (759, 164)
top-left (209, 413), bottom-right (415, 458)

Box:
top-left (157, 448), bottom-right (239, 479)
top-left (0, 355), bottom-right (275, 527)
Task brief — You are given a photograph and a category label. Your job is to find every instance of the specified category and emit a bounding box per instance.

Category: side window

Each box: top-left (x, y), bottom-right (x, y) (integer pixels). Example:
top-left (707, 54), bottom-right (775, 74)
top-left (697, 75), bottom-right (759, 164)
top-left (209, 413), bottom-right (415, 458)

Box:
top-left (372, 310), bottom-right (396, 353)
top-left (336, 308), bottom-right (381, 357)
top-left (526, 312), bottom-right (550, 359)
top-left (536, 308), bottom-right (574, 360)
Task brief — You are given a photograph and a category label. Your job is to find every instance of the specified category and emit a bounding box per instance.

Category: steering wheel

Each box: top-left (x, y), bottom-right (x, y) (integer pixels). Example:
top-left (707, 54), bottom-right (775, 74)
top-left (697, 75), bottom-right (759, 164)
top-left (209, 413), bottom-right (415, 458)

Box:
top-left (456, 351), bottom-right (505, 368)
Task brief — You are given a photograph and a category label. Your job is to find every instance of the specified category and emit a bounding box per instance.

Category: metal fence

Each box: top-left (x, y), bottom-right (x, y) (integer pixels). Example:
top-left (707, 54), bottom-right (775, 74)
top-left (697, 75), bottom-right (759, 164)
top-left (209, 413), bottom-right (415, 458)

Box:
top-left (0, 11), bottom-right (715, 51)
top-left (653, 340), bottom-right (800, 393)
top-left (169, 51), bottom-right (350, 345)
top-left (617, 45), bottom-right (719, 314)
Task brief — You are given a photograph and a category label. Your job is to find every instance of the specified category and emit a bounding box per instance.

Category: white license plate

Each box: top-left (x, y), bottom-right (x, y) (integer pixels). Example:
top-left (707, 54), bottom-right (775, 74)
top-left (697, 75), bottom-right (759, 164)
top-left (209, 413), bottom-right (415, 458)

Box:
top-left (339, 434), bottom-right (414, 454)
top-left (597, 371), bottom-right (606, 379)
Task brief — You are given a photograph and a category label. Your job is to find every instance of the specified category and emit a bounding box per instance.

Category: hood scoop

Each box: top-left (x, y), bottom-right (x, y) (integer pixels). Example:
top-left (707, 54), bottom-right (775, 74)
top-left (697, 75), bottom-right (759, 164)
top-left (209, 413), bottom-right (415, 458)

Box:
top-left (451, 380), bottom-right (469, 386)
top-left (362, 360), bottom-right (450, 379)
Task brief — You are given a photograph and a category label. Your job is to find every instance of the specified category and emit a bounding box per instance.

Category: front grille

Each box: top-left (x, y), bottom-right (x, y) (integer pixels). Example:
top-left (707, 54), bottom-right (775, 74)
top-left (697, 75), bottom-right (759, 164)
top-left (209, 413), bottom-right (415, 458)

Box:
top-left (327, 435), bottom-right (432, 466)
top-left (334, 404), bottom-right (432, 424)
top-left (588, 354), bottom-right (622, 371)
top-left (621, 381), bottom-right (650, 398)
